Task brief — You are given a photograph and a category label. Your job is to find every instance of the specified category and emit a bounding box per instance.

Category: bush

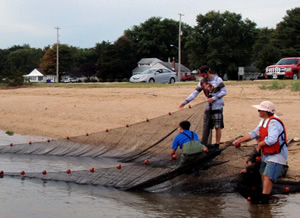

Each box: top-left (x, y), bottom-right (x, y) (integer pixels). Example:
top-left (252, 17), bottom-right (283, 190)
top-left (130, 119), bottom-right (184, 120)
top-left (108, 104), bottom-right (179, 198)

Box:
top-left (122, 78), bottom-right (129, 82)
top-left (2, 68), bottom-right (24, 86)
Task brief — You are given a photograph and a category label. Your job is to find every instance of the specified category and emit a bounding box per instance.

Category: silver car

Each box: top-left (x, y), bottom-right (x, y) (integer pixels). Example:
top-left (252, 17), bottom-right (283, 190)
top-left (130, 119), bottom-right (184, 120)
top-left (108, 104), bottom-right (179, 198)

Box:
top-left (130, 68), bottom-right (177, 84)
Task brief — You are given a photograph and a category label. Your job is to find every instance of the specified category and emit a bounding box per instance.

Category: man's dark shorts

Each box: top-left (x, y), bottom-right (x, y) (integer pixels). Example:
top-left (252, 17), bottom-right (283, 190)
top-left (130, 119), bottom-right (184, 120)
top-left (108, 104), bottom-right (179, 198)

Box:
top-left (204, 108), bottom-right (224, 129)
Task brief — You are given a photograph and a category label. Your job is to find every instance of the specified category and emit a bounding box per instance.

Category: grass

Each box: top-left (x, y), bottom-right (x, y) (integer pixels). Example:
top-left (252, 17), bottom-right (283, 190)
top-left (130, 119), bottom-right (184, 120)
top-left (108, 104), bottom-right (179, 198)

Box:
top-left (15, 81), bottom-right (200, 89)
top-left (258, 80), bottom-right (286, 90)
top-left (257, 80), bottom-right (300, 91)
top-left (5, 131), bottom-right (14, 136)
top-left (291, 80), bottom-right (300, 92)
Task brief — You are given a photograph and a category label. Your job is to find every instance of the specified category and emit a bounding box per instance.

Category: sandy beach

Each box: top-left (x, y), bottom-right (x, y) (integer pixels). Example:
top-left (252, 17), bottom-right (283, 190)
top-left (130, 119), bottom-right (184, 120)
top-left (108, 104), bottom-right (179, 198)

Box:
top-left (0, 82), bottom-right (299, 178)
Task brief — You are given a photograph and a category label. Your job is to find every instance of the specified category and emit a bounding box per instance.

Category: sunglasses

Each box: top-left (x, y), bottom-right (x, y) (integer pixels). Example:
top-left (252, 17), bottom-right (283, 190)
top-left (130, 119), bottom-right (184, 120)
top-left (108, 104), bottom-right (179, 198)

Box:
top-left (258, 110), bottom-right (265, 112)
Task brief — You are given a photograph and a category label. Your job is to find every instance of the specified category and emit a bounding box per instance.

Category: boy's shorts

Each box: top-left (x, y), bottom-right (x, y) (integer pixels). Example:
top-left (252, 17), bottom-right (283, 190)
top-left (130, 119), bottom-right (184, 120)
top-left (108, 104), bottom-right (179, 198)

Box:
top-left (259, 161), bottom-right (284, 181)
top-left (204, 109), bottom-right (224, 129)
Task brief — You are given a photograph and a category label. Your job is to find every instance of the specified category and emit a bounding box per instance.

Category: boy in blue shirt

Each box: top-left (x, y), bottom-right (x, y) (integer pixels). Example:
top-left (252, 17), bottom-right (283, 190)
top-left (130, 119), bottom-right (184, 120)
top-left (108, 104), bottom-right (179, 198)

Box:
top-left (171, 120), bottom-right (208, 166)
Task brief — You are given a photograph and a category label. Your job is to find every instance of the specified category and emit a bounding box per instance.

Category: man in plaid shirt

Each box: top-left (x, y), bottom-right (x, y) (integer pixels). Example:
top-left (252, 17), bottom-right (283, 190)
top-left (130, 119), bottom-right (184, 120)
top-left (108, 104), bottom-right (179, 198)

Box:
top-left (179, 65), bottom-right (227, 147)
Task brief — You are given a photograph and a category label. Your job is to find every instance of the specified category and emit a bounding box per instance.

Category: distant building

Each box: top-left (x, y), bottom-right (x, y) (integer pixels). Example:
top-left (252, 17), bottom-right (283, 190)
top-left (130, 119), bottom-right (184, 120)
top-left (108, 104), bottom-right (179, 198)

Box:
top-left (24, 69), bottom-right (44, 83)
top-left (24, 69), bottom-right (56, 83)
top-left (132, 58), bottom-right (191, 77)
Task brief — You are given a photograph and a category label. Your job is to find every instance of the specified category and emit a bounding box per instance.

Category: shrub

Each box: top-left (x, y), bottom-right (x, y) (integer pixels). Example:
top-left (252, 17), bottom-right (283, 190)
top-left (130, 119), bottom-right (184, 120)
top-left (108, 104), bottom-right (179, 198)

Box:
top-left (2, 68), bottom-right (24, 87)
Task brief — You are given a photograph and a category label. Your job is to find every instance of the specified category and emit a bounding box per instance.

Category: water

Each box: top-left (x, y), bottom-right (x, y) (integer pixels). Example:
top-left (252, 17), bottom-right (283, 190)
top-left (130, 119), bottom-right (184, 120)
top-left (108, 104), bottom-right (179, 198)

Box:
top-left (1, 131), bottom-right (300, 217)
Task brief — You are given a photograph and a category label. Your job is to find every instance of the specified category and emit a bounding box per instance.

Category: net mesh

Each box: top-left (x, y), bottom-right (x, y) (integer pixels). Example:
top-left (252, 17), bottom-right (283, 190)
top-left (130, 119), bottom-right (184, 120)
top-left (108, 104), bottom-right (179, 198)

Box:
top-left (1, 101), bottom-right (300, 195)
top-left (0, 102), bottom-right (215, 190)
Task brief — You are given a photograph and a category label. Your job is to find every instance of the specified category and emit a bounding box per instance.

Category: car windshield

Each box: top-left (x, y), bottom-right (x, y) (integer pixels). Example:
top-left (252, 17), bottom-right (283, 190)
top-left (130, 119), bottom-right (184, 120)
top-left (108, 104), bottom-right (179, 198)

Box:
top-left (276, 59), bottom-right (298, 65)
top-left (140, 69), bottom-right (157, 74)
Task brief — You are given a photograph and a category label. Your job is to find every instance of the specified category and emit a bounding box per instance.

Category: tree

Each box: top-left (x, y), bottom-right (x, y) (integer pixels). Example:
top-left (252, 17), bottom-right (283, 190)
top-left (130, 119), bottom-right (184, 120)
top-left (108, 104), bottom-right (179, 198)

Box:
top-left (80, 62), bottom-right (96, 80)
top-left (97, 36), bottom-right (137, 81)
top-left (124, 17), bottom-right (192, 66)
top-left (1, 67), bottom-right (24, 86)
top-left (252, 28), bottom-right (281, 72)
top-left (40, 44), bottom-right (75, 81)
top-left (0, 49), bottom-right (8, 78)
top-left (275, 7), bottom-right (300, 57)
top-left (187, 11), bottom-right (257, 79)
top-left (6, 47), bottom-right (43, 75)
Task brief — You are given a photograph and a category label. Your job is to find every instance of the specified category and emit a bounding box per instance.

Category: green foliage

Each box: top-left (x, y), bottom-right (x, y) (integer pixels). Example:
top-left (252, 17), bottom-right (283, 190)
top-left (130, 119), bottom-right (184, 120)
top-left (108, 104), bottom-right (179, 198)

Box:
top-left (252, 28), bottom-right (281, 72)
top-left (291, 80), bottom-right (300, 91)
top-left (187, 11), bottom-right (257, 79)
top-left (5, 131), bottom-right (14, 136)
top-left (124, 17), bottom-right (192, 66)
top-left (40, 44), bottom-right (76, 81)
top-left (97, 36), bottom-right (137, 81)
top-left (6, 48), bottom-right (43, 75)
top-left (1, 67), bottom-right (24, 86)
top-left (275, 7), bottom-right (300, 57)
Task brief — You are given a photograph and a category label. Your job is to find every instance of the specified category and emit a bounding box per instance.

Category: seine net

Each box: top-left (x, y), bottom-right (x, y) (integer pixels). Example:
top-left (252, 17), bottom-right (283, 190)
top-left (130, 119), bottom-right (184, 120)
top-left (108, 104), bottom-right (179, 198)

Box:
top-left (0, 102), bottom-right (217, 190)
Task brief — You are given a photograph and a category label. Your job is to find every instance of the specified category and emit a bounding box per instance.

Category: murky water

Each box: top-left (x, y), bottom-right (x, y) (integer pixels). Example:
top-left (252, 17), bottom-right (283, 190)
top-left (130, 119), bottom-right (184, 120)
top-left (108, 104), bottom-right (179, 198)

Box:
top-left (1, 131), bottom-right (300, 217)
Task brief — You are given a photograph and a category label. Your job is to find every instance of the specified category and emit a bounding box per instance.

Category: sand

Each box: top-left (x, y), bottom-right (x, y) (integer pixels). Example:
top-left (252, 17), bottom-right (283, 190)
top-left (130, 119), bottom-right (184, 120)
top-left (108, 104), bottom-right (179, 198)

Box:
top-left (0, 82), bottom-right (299, 178)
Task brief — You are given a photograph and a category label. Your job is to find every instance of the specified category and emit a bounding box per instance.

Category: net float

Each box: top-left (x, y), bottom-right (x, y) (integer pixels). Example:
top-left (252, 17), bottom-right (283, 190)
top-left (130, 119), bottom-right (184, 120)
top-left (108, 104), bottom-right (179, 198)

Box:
top-left (256, 156), bottom-right (262, 162)
top-left (234, 142), bottom-right (241, 148)
top-left (284, 187), bottom-right (290, 193)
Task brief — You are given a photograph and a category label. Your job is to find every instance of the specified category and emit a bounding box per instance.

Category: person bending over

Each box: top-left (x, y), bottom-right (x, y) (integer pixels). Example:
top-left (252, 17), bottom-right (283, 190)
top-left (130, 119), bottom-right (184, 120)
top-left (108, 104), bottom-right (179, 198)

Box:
top-left (171, 120), bottom-right (207, 166)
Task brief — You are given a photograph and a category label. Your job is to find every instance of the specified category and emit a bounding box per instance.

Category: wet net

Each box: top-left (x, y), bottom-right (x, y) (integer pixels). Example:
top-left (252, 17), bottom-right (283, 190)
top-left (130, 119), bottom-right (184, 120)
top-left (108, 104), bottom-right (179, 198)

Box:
top-left (0, 102), bottom-right (218, 190)
top-left (1, 101), bottom-right (300, 196)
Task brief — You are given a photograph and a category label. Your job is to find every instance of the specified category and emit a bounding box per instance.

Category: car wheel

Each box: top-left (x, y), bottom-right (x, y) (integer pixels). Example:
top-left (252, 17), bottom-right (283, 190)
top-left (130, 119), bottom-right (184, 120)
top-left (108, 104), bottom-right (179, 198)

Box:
top-left (293, 72), bottom-right (299, 80)
top-left (149, 78), bottom-right (155, 83)
top-left (169, 78), bottom-right (175, 84)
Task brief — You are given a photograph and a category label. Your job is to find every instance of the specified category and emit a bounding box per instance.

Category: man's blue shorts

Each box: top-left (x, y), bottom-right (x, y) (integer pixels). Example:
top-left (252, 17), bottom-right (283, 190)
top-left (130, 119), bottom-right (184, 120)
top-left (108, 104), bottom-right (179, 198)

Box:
top-left (260, 161), bottom-right (283, 181)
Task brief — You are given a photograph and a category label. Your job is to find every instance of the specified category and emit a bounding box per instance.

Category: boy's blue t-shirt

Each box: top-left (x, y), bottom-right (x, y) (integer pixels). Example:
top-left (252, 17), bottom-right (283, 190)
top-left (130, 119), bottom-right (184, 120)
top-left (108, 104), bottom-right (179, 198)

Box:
top-left (172, 130), bottom-right (200, 150)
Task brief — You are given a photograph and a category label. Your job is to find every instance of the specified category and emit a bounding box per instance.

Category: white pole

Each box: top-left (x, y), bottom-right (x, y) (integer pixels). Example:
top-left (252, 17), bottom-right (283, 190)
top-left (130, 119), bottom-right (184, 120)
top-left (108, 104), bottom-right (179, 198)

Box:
top-left (178, 13), bottom-right (184, 81)
top-left (55, 27), bottom-right (60, 83)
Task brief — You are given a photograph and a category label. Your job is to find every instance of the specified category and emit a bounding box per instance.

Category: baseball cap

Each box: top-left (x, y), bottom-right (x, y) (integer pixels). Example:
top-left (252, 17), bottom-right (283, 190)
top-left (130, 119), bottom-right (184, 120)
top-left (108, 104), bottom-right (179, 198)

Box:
top-left (199, 65), bottom-right (210, 77)
top-left (252, 101), bottom-right (276, 113)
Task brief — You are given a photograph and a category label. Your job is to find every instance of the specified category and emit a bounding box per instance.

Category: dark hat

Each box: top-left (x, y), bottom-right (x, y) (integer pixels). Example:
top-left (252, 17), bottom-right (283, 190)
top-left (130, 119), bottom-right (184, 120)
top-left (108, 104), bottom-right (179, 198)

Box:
top-left (199, 65), bottom-right (210, 76)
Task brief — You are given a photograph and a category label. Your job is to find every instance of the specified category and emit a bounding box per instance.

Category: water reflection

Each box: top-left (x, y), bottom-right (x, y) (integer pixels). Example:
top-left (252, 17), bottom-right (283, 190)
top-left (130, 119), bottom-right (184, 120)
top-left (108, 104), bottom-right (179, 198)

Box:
top-left (1, 131), bottom-right (300, 217)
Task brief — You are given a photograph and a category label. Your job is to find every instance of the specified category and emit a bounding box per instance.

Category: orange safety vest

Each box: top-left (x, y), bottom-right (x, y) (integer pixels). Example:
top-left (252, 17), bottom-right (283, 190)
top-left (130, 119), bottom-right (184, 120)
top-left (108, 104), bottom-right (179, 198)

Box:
top-left (259, 116), bottom-right (287, 155)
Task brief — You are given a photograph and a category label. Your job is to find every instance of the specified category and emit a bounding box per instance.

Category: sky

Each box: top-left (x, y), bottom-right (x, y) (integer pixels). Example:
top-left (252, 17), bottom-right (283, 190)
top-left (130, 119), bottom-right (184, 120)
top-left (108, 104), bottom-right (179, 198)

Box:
top-left (0, 0), bottom-right (299, 49)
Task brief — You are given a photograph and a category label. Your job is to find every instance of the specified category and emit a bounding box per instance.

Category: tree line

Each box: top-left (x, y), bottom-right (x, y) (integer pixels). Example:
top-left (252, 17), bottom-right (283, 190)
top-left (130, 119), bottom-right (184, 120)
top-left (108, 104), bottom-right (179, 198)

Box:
top-left (0, 8), bottom-right (299, 85)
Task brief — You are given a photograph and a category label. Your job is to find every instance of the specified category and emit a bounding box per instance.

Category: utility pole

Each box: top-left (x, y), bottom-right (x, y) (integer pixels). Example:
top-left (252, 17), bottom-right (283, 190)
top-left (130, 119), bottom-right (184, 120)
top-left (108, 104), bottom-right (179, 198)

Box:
top-left (55, 27), bottom-right (60, 83)
top-left (178, 13), bottom-right (184, 82)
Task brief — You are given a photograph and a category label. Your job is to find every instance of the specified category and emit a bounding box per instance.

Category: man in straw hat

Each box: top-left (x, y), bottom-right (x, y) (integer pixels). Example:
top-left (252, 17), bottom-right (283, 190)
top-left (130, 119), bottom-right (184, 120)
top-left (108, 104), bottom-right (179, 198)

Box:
top-left (233, 101), bottom-right (288, 203)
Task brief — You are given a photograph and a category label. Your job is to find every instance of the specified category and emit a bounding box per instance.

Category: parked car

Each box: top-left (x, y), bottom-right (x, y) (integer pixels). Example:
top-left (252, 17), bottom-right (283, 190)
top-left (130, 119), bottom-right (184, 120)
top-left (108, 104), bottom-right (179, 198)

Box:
top-left (181, 75), bottom-right (196, 81)
top-left (63, 77), bottom-right (80, 83)
top-left (265, 57), bottom-right (300, 80)
top-left (129, 68), bottom-right (177, 84)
